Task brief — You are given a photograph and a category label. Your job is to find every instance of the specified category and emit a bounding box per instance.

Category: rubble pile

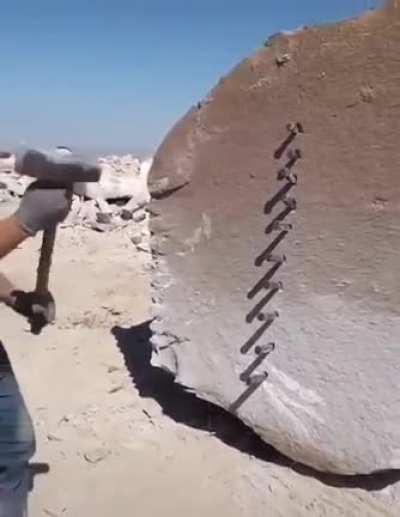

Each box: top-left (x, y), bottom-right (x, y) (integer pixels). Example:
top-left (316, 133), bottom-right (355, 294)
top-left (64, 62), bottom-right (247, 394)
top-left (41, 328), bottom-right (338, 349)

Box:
top-left (0, 152), bottom-right (31, 202)
top-left (0, 152), bottom-right (152, 233)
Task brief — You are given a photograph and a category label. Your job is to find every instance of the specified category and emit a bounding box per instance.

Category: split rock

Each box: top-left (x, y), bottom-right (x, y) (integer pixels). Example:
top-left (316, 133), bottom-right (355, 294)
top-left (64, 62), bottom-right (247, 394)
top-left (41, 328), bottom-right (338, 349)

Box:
top-left (149, 2), bottom-right (400, 475)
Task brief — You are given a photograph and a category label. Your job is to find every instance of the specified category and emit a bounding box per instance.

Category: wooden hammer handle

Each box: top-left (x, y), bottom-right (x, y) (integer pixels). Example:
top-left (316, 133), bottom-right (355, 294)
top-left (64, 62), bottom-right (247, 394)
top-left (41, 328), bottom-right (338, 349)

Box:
top-left (35, 225), bottom-right (57, 295)
top-left (35, 185), bottom-right (73, 295)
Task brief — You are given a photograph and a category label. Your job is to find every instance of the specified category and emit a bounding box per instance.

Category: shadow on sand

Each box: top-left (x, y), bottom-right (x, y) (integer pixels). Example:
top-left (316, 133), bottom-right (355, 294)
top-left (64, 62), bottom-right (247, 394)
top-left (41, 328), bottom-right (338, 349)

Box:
top-left (112, 321), bottom-right (400, 492)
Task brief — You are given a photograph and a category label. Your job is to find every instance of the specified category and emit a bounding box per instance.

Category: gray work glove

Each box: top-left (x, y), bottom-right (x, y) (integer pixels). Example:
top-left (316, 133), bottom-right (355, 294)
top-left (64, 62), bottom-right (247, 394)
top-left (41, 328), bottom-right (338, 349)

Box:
top-left (14, 181), bottom-right (71, 236)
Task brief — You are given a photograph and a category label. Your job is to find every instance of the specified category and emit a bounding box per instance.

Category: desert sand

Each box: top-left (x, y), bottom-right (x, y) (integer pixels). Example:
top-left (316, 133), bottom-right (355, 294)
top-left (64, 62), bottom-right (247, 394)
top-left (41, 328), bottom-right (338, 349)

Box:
top-left (0, 199), bottom-right (398, 516)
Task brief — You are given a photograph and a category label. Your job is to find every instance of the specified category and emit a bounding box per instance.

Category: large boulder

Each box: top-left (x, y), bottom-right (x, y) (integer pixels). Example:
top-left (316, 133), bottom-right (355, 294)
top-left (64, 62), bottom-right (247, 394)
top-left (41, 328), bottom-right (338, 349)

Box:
top-left (148, 2), bottom-right (400, 475)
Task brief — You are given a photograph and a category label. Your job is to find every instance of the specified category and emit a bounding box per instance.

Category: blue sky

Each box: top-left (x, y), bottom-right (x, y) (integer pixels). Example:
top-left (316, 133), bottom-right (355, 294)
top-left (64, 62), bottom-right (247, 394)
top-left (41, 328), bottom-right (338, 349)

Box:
top-left (0, 0), bottom-right (380, 156)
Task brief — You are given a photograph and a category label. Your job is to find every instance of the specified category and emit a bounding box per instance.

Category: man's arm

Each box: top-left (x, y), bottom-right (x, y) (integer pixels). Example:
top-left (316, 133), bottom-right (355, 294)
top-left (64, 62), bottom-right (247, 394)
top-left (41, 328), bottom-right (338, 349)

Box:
top-left (0, 271), bottom-right (17, 306)
top-left (0, 216), bottom-right (28, 305)
top-left (0, 182), bottom-right (71, 311)
top-left (0, 216), bottom-right (28, 259)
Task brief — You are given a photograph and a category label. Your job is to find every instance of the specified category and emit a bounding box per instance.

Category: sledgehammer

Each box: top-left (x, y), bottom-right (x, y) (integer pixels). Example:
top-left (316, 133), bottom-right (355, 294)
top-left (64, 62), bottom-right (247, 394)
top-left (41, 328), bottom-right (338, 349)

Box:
top-left (15, 149), bottom-right (101, 334)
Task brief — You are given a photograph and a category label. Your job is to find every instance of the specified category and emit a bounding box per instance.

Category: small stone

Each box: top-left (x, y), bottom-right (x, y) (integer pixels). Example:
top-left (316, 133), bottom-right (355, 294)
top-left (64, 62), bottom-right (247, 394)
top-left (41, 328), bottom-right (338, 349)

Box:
top-left (131, 234), bottom-right (142, 246)
top-left (121, 209), bottom-right (133, 220)
top-left (96, 212), bottom-right (112, 224)
top-left (121, 197), bottom-right (145, 213)
top-left (83, 447), bottom-right (110, 464)
top-left (91, 223), bottom-right (106, 232)
top-left (133, 211), bottom-right (146, 223)
top-left (90, 221), bottom-right (115, 232)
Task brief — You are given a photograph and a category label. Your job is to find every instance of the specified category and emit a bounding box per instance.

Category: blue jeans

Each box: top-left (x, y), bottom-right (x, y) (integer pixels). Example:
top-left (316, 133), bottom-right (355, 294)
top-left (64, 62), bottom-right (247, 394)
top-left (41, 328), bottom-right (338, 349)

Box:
top-left (0, 343), bottom-right (35, 516)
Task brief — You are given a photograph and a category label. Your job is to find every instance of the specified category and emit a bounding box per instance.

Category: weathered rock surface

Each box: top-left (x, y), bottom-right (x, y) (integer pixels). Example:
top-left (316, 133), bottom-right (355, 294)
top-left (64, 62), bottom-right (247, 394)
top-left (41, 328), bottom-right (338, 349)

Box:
top-left (149, 2), bottom-right (400, 475)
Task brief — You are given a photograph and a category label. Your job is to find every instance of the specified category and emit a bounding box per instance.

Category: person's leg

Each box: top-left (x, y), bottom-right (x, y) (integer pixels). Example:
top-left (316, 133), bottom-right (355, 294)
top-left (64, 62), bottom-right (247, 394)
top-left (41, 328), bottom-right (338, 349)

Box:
top-left (0, 466), bottom-right (29, 517)
top-left (0, 342), bottom-right (35, 517)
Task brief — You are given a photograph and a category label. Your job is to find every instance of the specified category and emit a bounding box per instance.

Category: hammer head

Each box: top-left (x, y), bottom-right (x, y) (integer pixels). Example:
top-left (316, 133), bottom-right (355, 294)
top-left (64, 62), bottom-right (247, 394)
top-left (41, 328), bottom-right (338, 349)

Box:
top-left (15, 148), bottom-right (101, 184)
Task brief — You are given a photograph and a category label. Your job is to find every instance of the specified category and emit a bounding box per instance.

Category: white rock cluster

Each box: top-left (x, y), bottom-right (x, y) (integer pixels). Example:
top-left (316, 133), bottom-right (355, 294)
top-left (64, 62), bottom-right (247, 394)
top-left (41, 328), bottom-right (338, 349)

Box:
top-left (74, 154), bottom-right (152, 208)
top-left (69, 154), bottom-right (152, 231)
top-left (0, 153), bottom-right (33, 202)
top-left (0, 152), bottom-right (153, 232)
top-left (0, 152), bottom-right (15, 172)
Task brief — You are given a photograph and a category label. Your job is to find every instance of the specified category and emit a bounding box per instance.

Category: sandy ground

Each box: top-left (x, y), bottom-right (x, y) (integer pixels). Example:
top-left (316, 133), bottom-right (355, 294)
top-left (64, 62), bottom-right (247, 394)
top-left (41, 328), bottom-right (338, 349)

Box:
top-left (0, 201), bottom-right (398, 516)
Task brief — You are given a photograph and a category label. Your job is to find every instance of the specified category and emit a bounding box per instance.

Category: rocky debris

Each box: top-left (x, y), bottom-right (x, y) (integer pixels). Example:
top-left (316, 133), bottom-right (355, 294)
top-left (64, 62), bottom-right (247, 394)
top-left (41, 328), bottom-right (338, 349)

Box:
top-left (148, 2), bottom-right (400, 475)
top-left (73, 154), bottom-right (151, 208)
top-left (121, 193), bottom-right (148, 214)
top-left (0, 169), bottom-right (33, 197)
top-left (0, 151), bottom-right (152, 235)
top-left (0, 187), bottom-right (13, 204)
top-left (62, 196), bottom-right (149, 234)
top-left (121, 209), bottom-right (133, 221)
top-left (0, 152), bottom-right (15, 173)
top-left (0, 151), bottom-right (150, 197)
top-left (130, 225), bottom-right (151, 254)
top-left (96, 212), bottom-right (113, 224)
top-left (132, 210), bottom-right (147, 223)
top-left (130, 233), bottom-right (143, 246)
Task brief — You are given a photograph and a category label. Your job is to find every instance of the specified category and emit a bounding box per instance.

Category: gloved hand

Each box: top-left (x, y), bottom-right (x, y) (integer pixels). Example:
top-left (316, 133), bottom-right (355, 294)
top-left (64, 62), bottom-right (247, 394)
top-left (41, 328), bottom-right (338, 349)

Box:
top-left (14, 181), bottom-right (71, 236)
top-left (8, 289), bottom-right (55, 334)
